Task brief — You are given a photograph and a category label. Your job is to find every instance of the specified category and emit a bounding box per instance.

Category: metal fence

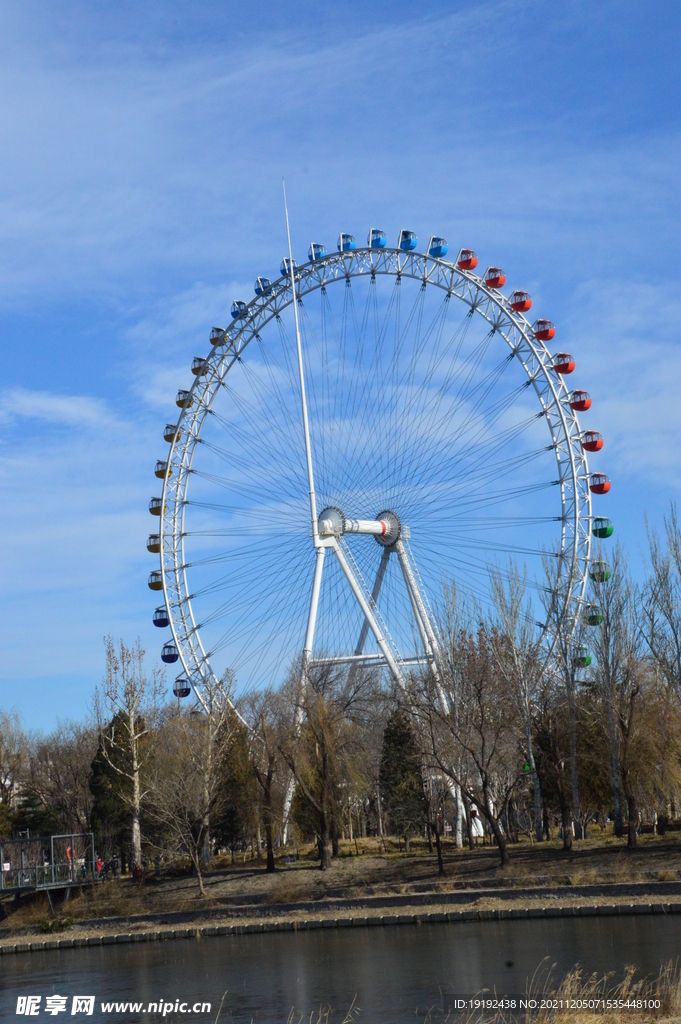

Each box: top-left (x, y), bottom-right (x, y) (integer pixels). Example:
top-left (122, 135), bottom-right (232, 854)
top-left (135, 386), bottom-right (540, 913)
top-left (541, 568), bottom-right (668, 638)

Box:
top-left (0, 833), bottom-right (96, 891)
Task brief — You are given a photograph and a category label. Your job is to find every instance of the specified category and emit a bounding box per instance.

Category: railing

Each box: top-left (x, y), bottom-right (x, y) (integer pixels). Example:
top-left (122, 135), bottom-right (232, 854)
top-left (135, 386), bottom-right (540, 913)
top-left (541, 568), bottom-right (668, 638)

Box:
top-left (0, 833), bottom-right (96, 891)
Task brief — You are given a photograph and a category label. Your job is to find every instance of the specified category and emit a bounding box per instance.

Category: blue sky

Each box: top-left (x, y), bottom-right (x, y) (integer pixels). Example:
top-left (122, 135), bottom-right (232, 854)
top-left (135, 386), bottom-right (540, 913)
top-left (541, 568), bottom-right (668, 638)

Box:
top-left (1, 1), bottom-right (680, 730)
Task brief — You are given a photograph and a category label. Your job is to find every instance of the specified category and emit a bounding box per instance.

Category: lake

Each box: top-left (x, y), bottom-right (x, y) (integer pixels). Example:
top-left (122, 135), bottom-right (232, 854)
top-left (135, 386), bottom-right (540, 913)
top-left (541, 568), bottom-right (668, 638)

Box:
top-left (2, 915), bottom-right (679, 1021)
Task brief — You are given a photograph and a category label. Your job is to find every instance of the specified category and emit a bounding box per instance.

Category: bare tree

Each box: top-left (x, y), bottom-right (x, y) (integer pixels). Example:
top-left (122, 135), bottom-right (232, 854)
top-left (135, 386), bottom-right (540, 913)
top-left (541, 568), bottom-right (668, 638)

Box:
top-left (280, 661), bottom-right (376, 869)
top-left (644, 503), bottom-right (681, 698)
top-left (25, 722), bottom-right (98, 833)
top-left (489, 562), bottom-right (544, 841)
top-left (246, 688), bottom-right (287, 872)
top-left (0, 710), bottom-right (25, 807)
top-left (148, 673), bottom-right (241, 894)
top-left (95, 637), bottom-right (164, 868)
top-left (416, 623), bottom-right (520, 867)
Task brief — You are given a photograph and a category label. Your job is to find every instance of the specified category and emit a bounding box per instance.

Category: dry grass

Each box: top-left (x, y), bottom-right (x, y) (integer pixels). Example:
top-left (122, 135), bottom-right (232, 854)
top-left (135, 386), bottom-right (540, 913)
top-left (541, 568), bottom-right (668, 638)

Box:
top-left (3, 830), bottom-right (681, 938)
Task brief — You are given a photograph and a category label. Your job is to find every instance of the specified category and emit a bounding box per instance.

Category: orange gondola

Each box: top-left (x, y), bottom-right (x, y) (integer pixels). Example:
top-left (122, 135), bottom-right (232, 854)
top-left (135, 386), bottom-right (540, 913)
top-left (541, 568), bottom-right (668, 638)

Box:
top-left (533, 319), bottom-right (556, 341)
top-left (589, 472), bottom-right (611, 495)
top-left (553, 352), bottom-right (575, 374)
top-left (569, 390), bottom-right (592, 411)
top-left (509, 290), bottom-right (532, 312)
top-left (457, 249), bottom-right (478, 270)
top-left (484, 267), bottom-right (506, 289)
top-left (581, 430), bottom-right (604, 452)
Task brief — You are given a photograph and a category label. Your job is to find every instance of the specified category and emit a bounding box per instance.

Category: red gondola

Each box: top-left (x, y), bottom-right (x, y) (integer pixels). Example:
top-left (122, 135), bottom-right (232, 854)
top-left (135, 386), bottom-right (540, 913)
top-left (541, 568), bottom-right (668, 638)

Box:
top-left (457, 249), bottom-right (478, 270)
top-left (589, 472), bottom-right (611, 495)
top-left (581, 430), bottom-right (604, 452)
top-left (533, 319), bottom-right (556, 341)
top-left (484, 267), bottom-right (506, 289)
top-left (509, 290), bottom-right (532, 312)
top-left (569, 390), bottom-right (591, 411)
top-left (553, 352), bottom-right (575, 374)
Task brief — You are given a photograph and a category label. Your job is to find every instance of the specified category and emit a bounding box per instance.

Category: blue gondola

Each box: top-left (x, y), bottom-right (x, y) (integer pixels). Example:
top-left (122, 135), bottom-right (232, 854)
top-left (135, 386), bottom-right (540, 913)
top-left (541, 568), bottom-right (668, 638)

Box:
top-left (337, 233), bottom-right (357, 252)
top-left (153, 606), bottom-right (170, 628)
top-left (280, 257), bottom-right (298, 277)
top-left (308, 242), bottom-right (327, 261)
top-left (231, 300), bottom-right (247, 319)
top-left (428, 236), bottom-right (448, 257)
top-left (173, 675), bottom-right (191, 698)
top-left (367, 228), bottom-right (387, 249)
top-left (398, 230), bottom-right (417, 251)
top-left (161, 642), bottom-right (179, 664)
top-left (254, 276), bottom-right (271, 296)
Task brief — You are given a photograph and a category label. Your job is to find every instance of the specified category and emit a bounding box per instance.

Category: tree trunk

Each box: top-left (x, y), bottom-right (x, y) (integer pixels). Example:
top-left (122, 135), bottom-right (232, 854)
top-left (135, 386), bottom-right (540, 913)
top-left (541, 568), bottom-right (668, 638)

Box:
top-left (558, 786), bottom-right (572, 851)
top-left (613, 781), bottom-right (624, 837)
top-left (426, 821), bottom-right (434, 853)
top-left (319, 813), bottom-right (332, 870)
top-left (455, 783), bottom-right (464, 849)
top-left (433, 823), bottom-right (444, 876)
top-left (626, 792), bottom-right (638, 849)
top-left (567, 687), bottom-right (581, 836)
top-left (404, 834), bottom-right (410, 853)
top-left (462, 792), bottom-right (474, 851)
top-left (256, 818), bottom-right (263, 862)
top-left (525, 725), bottom-right (543, 843)
top-left (482, 784), bottom-right (510, 866)
top-left (130, 707), bottom-right (142, 869)
top-left (331, 819), bottom-right (340, 858)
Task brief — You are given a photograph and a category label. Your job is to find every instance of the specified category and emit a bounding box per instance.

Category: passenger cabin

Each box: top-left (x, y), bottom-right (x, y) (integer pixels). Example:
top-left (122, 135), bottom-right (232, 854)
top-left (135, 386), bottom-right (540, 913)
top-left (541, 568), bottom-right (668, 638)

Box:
top-left (164, 423), bottom-right (181, 443)
top-left (174, 676), bottom-right (191, 698)
top-left (569, 390), bottom-right (592, 411)
top-left (590, 472), bottom-right (611, 495)
top-left (428, 237), bottom-right (448, 257)
top-left (254, 277), bottom-right (271, 296)
top-left (153, 606), bottom-right (170, 628)
top-left (147, 533), bottom-right (160, 553)
top-left (368, 228), bottom-right (387, 249)
top-left (149, 497), bottom-right (163, 516)
top-left (148, 570), bottom-right (163, 591)
top-left (231, 300), bottom-right (247, 319)
top-left (590, 559), bottom-right (611, 582)
top-left (337, 233), bottom-right (357, 252)
top-left (308, 242), bottom-right (327, 261)
top-left (161, 642), bottom-right (179, 664)
top-left (210, 326), bottom-right (225, 344)
top-left (191, 357), bottom-right (207, 376)
top-left (582, 430), bottom-right (604, 452)
top-left (592, 516), bottom-right (614, 539)
top-left (533, 319), bottom-right (556, 341)
top-left (573, 645), bottom-right (592, 668)
top-left (553, 352), bottom-right (575, 374)
top-left (154, 460), bottom-right (168, 479)
top-left (509, 290), bottom-right (532, 312)
top-left (176, 389), bottom-right (192, 409)
top-left (457, 249), bottom-right (478, 270)
top-left (280, 256), bottom-right (298, 277)
top-left (398, 229), bottom-right (417, 251)
top-left (585, 604), bottom-right (604, 626)
top-left (484, 267), bottom-right (506, 288)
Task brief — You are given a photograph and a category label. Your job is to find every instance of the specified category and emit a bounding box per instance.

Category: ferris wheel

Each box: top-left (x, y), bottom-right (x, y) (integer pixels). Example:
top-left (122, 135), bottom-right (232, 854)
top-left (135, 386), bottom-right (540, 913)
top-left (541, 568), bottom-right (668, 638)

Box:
top-left (146, 226), bottom-right (611, 707)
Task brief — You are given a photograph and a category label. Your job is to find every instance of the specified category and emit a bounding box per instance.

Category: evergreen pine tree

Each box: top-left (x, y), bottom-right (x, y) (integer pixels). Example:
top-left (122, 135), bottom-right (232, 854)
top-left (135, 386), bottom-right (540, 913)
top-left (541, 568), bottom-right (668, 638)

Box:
top-left (379, 708), bottom-right (427, 851)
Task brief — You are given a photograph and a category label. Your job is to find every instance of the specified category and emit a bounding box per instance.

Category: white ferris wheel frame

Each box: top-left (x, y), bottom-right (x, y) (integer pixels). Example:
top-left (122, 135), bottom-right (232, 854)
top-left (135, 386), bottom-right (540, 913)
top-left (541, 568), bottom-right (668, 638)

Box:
top-left (158, 245), bottom-right (592, 710)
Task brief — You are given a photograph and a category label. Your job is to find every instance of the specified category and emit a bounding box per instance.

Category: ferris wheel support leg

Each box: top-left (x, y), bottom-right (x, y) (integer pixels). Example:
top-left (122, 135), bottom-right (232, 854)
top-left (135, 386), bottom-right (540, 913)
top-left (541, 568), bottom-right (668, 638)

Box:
top-left (394, 540), bottom-right (441, 676)
top-left (282, 546), bottom-right (326, 844)
top-left (354, 547), bottom-right (391, 656)
top-left (332, 542), bottom-right (405, 689)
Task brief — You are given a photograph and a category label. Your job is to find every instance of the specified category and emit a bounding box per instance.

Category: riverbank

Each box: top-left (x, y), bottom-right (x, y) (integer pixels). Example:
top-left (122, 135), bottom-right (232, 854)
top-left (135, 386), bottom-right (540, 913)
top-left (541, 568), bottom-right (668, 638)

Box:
top-left (3, 832), bottom-right (681, 954)
top-left (2, 890), bottom-right (681, 955)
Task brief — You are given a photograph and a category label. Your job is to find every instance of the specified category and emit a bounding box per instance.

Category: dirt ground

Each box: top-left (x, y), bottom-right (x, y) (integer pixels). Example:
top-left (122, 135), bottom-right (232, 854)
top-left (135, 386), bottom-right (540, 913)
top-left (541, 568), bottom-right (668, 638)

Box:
top-left (2, 829), bottom-right (681, 937)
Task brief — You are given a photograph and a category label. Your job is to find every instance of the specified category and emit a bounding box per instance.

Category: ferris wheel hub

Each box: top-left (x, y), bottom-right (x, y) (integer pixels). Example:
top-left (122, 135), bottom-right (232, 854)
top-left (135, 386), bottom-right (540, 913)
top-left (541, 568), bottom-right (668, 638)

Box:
top-left (317, 506), bottom-right (403, 546)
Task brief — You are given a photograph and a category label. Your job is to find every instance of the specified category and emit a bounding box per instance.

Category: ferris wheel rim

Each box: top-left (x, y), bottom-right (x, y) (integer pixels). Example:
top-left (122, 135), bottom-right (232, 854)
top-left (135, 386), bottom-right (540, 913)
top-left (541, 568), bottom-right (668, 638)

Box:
top-left (157, 245), bottom-right (592, 702)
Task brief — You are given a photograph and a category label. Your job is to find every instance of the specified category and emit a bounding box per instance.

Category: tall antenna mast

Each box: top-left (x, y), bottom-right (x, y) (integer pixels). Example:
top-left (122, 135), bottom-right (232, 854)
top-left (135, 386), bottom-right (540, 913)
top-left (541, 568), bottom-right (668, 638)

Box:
top-left (283, 180), bottom-right (318, 541)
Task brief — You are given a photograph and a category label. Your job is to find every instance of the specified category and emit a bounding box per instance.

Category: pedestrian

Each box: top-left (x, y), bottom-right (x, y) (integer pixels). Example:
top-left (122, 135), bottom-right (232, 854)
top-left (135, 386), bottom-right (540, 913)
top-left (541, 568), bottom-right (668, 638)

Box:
top-left (95, 856), bottom-right (103, 877)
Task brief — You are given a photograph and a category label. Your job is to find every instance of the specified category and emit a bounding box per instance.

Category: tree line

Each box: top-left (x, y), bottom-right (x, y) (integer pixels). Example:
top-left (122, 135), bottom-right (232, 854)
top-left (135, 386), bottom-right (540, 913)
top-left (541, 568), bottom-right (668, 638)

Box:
top-left (2, 506), bottom-right (681, 887)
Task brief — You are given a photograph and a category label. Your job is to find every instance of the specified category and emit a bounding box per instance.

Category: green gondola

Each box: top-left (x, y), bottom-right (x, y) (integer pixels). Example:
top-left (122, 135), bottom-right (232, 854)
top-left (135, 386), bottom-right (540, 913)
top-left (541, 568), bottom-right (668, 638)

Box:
top-left (590, 559), bottom-right (611, 583)
top-left (592, 516), bottom-right (614, 539)
top-left (584, 603), bottom-right (604, 626)
top-left (573, 644), bottom-right (592, 668)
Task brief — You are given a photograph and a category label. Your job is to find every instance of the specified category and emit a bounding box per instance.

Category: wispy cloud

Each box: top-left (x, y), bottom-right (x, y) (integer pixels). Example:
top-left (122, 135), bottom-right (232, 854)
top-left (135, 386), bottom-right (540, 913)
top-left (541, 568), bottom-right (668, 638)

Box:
top-left (0, 387), bottom-right (118, 428)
